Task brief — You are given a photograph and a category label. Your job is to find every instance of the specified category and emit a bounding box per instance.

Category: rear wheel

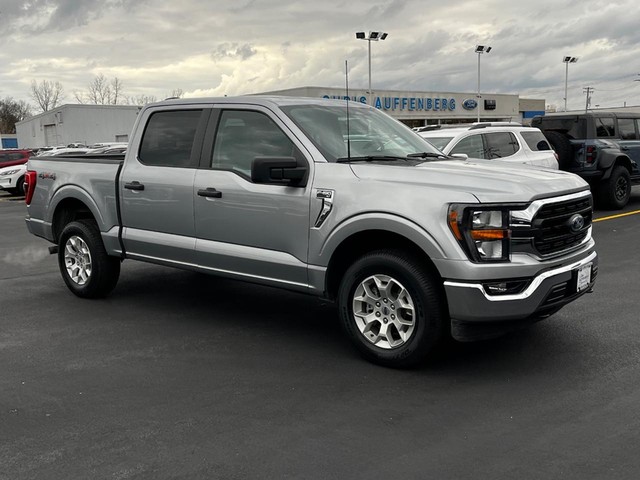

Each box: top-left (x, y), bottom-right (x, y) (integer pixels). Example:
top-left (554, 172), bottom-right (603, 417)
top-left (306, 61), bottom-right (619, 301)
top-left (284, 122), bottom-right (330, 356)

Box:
top-left (337, 250), bottom-right (446, 368)
top-left (597, 166), bottom-right (631, 209)
top-left (58, 220), bottom-right (120, 298)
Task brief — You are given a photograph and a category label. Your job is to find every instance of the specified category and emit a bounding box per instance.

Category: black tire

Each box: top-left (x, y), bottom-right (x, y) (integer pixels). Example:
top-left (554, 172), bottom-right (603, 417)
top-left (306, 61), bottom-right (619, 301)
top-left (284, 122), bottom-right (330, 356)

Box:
top-left (596, 165), bottom-right (631, 210)
top-left (544, 131), bottom-right (573, 169)
top-left (337, 250), bottom-right (447, 368)
top-left (14, 176), bottom-right (25, 196)
top-left (58, 220), bottom-right (121, 298)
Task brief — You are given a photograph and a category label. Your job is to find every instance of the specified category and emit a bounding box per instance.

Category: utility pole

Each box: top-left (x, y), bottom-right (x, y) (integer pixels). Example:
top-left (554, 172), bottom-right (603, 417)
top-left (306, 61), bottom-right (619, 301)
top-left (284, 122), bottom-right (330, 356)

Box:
top-left (583, 87), bottom-right (594, 113)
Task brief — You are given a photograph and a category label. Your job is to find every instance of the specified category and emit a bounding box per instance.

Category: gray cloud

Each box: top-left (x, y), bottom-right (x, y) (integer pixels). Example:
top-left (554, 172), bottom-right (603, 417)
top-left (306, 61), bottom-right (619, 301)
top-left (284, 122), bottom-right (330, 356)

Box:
top-left (1, 0), bottom-right (639, 110)
top-left (212, 43), bottom-right (257, 61)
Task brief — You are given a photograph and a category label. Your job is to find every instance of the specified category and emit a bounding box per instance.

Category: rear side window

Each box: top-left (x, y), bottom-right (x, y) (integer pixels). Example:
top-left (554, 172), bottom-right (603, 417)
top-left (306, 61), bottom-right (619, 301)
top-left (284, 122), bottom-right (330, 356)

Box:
top-left (484, 132), bottom-right (519, 158)
top-left (595, 117), bottom-right (615, 138)
top-left (139, 110), bottom-right (203, 167)
top-left (521, 131), bottom-right (552, 151)
top-left (8, 152), bottom-right (26, 160)
top-left (617, 118), bottom-right (638, 140)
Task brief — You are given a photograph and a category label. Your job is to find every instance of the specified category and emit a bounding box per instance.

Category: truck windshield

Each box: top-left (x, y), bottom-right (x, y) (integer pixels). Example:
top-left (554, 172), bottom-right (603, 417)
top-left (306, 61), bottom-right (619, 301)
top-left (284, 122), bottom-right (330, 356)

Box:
top-left (280, 103), bottom-right (446, 162)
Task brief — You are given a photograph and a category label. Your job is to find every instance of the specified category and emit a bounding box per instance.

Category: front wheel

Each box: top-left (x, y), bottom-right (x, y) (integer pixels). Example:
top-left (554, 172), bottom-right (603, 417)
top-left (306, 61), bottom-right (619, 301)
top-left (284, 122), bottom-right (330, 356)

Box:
top-left (337, 250), bottom-right (447, 368)
top-left (58, 220), bottom-right (121, 298)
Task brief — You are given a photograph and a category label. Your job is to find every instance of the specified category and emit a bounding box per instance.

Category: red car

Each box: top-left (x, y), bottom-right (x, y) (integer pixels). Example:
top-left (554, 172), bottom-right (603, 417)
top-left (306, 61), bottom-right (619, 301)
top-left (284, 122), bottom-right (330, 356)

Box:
top-left (0, 149), bottom-right (32, 169)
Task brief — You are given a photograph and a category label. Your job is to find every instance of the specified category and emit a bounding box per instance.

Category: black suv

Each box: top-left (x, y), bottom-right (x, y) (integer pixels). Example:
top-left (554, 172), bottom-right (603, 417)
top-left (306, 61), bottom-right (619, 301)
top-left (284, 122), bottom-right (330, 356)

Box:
top-left (532, 113), bottom-right (640, 209)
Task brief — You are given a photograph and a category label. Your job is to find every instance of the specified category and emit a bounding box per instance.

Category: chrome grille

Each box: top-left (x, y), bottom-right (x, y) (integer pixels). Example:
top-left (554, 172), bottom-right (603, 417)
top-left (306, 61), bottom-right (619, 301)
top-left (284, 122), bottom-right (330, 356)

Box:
top-left (532, 196), bottom-right (592, 256)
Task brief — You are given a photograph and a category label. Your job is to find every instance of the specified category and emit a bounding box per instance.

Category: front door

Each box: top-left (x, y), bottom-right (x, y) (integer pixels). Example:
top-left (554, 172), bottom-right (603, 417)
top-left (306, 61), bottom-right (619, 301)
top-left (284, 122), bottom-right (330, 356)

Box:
top-left (193, 106), bottom-right (312, 290)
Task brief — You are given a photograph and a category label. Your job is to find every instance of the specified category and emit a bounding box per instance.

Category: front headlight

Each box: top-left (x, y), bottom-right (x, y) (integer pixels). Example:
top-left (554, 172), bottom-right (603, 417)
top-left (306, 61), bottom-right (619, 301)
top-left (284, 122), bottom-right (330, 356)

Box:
top-left (0, 169), bottom-right (20, 176)
top-left (448, 205), bottom-right (511, 262)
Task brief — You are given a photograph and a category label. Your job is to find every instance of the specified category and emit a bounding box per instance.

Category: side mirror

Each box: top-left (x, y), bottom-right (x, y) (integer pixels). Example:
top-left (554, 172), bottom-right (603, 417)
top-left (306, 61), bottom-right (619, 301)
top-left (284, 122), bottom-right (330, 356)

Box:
top-left (251, 156), bottom-right (307, 187)
top-left (450, 153), bottom-right (469, 160)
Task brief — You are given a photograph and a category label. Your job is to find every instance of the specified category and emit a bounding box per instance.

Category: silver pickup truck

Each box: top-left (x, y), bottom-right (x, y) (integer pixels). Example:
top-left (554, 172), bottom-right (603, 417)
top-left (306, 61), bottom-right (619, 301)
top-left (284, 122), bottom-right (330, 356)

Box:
top-left (24, 96), bottom-right (597, 367)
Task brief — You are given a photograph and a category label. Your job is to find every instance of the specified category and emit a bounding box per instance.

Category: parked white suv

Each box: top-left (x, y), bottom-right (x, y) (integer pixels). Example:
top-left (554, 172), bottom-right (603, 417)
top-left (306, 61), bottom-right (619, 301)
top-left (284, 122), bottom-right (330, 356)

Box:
top-left (0, 163), bottom-right (27, 195)
top-left (418, 123), bottom-right (559, 169)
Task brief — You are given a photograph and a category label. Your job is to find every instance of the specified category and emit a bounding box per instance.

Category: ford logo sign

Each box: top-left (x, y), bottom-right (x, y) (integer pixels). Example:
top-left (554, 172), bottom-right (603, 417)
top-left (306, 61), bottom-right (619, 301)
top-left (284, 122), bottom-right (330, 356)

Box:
top-left (568, 214), bottom-right (585, 233)
top-left (462, 99), bottom-right (478, 110)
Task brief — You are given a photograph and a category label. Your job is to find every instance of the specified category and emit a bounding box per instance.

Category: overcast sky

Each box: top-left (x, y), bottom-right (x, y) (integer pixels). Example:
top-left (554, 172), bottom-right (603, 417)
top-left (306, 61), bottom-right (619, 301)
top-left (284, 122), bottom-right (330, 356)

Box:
top-left (1, 0), bottom-right (640, 111)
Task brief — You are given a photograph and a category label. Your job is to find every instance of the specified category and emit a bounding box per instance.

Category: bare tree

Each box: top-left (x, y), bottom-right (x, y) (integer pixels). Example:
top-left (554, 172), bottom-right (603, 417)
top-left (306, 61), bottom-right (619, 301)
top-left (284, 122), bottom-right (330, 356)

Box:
top-left (126, 94), bottom-right (158, 105)
top-left (75, 74), bottom-right (126, 105)
top-left (87, 73), bottom-right (112, 104)
top-left (111, 77), bottom-right (124, 105)
top-left (0, 97), bottom-right (32, 133)
top-left (30, 80), bottom-right (65, 112)
top-left (169, 88), bottom-right (184, 98)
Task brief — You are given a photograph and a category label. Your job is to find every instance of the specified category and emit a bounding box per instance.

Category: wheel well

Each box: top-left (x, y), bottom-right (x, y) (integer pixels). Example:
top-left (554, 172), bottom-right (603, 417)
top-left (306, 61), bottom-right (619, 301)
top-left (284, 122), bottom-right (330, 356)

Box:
top-left (615, 156), bottom-right (632, 173)
top-left (52, 198), bottom-right (96, 242)
top-left (325, 229), bottom-right (442, 301)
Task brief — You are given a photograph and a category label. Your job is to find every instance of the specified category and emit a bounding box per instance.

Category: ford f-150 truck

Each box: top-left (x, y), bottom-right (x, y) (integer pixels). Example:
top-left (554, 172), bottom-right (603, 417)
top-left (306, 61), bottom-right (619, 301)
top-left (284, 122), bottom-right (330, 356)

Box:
top-left (24, 96), bottom-right (598, 367)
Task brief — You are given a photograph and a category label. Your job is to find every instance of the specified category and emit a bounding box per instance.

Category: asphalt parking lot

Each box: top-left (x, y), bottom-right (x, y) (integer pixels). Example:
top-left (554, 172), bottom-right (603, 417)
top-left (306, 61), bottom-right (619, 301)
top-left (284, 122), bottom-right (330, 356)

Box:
top-left (2, 188), bottom-right (640, 479)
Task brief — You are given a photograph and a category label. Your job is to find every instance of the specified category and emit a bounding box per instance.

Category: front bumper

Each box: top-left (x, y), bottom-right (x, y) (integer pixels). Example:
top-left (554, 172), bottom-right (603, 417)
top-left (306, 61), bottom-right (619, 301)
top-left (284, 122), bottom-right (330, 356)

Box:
top-left (444, 250), bottom-right (597, 339)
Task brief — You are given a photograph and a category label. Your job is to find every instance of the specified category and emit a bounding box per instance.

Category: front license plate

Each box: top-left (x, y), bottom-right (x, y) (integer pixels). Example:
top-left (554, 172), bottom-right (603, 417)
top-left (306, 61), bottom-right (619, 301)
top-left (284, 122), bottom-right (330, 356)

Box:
top-left (576, 263), bottom-right (592, 292)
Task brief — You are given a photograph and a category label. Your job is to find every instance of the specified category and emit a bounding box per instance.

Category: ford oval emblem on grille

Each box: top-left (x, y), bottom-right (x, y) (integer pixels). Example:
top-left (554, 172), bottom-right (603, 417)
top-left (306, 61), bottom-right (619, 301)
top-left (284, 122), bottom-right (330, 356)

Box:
top-left (568, 214), bottom-right (585, 232)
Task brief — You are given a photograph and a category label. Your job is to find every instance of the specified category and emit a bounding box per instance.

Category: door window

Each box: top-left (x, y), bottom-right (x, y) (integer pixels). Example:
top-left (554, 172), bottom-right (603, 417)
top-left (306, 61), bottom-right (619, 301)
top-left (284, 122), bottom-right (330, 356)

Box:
top-left (212, 110), bottom-right (301, 178)
top-left (139, 110), bottom-right (203, 167)
top-left (484, 132), bottom-right (519, 158)
top-left (450, 134), bottom-right (485, 159)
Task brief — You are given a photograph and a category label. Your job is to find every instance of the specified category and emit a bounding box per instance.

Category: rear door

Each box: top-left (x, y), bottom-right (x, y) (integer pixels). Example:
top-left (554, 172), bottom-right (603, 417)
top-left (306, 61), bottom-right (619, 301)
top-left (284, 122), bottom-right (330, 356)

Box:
top-left (193, 105), bottom-right (313, 289)
top-left (119, 106), bottom-right (210, 266)
top-left (616, 118), bottom-right (640, 174)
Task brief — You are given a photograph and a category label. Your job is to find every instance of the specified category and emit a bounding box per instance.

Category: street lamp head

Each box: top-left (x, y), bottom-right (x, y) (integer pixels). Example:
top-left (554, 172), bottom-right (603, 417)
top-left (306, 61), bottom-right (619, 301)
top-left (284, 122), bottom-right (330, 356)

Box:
top-left (356, 31), bottom-right (388, 41)
top-left (475, 45), bottom-right (492, 53)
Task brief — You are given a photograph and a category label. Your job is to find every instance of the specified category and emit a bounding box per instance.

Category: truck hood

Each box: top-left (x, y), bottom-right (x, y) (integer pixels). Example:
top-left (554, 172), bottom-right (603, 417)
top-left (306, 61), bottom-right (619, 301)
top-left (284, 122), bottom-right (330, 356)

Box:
top-left (349, 159), bottom-right (589, 203)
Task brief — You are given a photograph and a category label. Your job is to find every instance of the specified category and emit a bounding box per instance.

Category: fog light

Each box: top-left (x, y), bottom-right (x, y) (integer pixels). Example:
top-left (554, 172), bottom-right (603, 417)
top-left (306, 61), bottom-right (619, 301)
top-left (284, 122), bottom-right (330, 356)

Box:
top-left (483, 280), bottom-right (529, 295)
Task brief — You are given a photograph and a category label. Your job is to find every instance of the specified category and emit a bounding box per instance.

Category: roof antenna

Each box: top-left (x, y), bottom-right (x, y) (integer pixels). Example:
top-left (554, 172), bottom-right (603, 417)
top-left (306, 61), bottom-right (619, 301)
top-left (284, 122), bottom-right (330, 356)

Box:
top-left (345, 60), bottom-right (352, 162)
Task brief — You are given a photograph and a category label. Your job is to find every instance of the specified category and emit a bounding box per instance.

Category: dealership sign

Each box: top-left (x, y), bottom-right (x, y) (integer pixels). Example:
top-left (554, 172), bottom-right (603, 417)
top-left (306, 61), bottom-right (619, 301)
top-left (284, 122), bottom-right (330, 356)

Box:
top-left (462, 99), bottom-right (478, 110)
top-left (322, 95), bottom-right (457, 112)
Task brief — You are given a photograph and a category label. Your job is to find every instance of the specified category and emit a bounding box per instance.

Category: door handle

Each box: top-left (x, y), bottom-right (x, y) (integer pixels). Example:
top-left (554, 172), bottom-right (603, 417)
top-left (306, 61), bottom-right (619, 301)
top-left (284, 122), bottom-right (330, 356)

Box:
top-left (197, 188), bottom-right (222, 198)
top-left (124, 181), bottom-right (144, 191)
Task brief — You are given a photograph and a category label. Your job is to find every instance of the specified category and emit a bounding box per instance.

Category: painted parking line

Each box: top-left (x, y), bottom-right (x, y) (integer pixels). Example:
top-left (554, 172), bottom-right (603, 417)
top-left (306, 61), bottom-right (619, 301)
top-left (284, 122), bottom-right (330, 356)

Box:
top-left (593, 209), bottom-right (640, 223)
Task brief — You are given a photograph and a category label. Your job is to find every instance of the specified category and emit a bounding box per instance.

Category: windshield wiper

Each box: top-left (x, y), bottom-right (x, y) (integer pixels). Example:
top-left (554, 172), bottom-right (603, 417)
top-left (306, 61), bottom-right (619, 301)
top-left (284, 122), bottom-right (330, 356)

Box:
top-left (406, 152), bottom-right (449, 159)
top-left (336, 155), bottom-right (408, 163)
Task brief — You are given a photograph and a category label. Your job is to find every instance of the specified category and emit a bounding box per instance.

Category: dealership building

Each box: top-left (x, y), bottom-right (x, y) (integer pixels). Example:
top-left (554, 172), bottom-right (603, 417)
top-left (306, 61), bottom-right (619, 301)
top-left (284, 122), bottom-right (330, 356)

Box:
top-left (259, 86), bottom-right (546, 128)
top-left (14, 87), bottom-right (546, 148)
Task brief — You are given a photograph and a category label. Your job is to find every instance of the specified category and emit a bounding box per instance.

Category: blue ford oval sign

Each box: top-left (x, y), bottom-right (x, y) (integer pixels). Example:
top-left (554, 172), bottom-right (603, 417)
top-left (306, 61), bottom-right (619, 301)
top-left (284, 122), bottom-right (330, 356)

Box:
top-left (462, 99), bottom-right (478, 110)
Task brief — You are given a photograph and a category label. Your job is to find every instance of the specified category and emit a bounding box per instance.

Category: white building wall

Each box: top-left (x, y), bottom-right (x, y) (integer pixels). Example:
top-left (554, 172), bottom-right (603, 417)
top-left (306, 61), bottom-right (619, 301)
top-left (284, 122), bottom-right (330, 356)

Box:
top-left (16, 104), bottom-right (141, 148)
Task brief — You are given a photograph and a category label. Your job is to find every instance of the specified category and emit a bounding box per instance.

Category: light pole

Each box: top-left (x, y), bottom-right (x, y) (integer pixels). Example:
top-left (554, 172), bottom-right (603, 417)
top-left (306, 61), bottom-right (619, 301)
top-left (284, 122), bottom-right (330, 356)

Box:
top-left (356, 31), bottom-right (388, 105)
top-left (475, 45), bottom-right (492, 122)
top-left (563, 56), bottom-right (579, 111)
